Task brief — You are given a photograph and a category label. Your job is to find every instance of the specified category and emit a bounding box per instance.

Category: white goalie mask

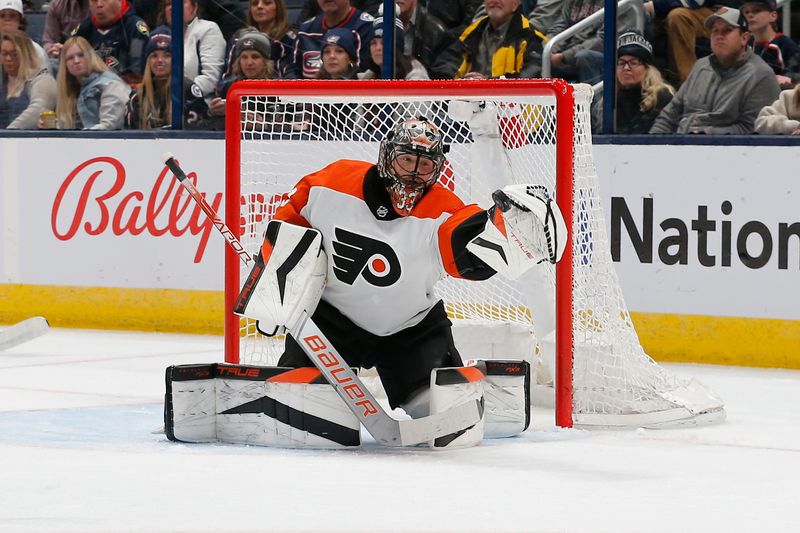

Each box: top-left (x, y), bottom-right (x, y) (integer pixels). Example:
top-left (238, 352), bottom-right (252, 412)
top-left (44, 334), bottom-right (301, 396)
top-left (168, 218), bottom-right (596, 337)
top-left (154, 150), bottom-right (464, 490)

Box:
top-left (377, 117), bottom-right (446, 216)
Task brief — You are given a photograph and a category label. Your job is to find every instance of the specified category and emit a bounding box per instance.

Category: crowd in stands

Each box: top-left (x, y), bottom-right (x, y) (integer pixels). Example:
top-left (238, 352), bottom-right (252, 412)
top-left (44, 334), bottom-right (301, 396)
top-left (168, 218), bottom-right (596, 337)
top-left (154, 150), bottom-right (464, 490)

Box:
top-left (1, 0), bottom-right (800, 133)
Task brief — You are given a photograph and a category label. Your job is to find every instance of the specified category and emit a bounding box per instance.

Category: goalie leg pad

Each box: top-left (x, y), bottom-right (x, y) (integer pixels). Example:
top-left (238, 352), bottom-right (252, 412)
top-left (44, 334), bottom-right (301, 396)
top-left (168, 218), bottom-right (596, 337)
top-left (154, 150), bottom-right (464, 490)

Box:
top-left (428, 367), bottom-right (485, 449)
top-left (165, 364), bottom-right (217, 443)
top-left (165, 364), bottom-right (361, 448)
top-left (470, 360), bottom-right (530, 438)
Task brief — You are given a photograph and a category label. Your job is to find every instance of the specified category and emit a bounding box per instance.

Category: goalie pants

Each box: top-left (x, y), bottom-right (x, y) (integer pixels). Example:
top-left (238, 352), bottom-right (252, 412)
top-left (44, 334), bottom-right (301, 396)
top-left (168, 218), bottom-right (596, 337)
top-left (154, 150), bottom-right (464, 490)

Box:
top-left (279, 299), bottom-right (462, 409)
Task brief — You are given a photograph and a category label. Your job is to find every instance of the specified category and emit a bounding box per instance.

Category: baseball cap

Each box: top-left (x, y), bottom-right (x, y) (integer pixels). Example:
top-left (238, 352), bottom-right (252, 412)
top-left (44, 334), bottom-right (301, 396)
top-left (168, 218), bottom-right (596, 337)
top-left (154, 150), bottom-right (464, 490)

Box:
top-left (704, 7), bottom-right (748, 31)
top-left (742, 0), bottom-right (778, 10)
top-left (0, 0), bottom-right (23, 15)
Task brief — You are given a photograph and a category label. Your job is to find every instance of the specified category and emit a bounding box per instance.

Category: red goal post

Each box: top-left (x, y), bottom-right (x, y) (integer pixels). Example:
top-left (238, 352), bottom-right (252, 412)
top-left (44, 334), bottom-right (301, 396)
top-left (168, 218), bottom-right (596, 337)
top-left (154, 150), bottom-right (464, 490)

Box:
top-left (223, 79), bottom-right (725, 429)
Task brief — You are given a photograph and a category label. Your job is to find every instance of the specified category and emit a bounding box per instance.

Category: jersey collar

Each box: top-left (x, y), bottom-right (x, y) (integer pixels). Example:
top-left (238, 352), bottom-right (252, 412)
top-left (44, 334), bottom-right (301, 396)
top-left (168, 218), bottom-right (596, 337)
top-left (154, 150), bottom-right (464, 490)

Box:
top-left (363, 166), bottom-right (401, 220)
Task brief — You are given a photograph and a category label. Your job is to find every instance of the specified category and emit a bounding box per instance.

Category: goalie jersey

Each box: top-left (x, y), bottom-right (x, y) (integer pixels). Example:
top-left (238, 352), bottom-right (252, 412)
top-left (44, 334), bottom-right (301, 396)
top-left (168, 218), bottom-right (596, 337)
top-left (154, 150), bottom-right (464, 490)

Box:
top-left (273, 159), bottom-right (495, 336)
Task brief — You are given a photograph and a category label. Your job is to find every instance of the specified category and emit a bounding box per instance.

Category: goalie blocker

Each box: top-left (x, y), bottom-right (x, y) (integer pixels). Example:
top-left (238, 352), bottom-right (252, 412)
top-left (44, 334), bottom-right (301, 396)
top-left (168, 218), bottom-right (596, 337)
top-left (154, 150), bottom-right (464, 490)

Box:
top-left (165, 360), bottom-right (529, 449)
top-left (233, 219), bottom-right (327, 335)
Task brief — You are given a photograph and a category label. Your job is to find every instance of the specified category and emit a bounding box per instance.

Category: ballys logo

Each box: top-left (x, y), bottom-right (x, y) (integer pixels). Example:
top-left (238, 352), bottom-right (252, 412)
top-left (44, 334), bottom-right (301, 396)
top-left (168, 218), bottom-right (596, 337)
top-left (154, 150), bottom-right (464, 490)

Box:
top-left (51, 156), bottom-right (222, 263)
top-left (331, 227), bottom-right (401, 287)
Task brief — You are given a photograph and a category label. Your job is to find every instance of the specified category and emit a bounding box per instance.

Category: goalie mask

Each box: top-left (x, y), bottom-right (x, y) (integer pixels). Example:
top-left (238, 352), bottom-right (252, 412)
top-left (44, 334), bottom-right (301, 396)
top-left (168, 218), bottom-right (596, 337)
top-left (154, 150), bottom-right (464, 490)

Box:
top-left (377, 117), bottom-right (446, 216)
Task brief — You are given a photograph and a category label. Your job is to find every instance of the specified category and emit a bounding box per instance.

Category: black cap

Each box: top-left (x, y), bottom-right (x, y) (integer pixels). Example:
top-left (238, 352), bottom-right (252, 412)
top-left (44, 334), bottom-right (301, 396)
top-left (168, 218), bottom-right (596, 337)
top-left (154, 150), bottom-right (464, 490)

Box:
top-left (617, 30), bottom-right (654, 65)
top-left (742, 0), bottom-right (778, 11)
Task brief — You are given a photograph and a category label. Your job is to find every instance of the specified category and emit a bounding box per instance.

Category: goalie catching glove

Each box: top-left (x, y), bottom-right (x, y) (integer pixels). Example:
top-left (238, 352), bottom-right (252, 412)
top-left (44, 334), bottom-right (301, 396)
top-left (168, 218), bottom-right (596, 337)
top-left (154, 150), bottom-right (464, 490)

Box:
top-left (233, 220), bottom-right (327, 334)
top-left (467, 184), bottom-right (567, 280)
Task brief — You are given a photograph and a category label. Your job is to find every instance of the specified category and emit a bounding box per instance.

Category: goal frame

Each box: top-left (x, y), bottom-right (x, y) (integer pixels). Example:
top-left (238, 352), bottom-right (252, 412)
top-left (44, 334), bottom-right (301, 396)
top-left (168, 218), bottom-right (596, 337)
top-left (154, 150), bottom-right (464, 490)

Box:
top-left (224, 79), bottom-right (576, 427)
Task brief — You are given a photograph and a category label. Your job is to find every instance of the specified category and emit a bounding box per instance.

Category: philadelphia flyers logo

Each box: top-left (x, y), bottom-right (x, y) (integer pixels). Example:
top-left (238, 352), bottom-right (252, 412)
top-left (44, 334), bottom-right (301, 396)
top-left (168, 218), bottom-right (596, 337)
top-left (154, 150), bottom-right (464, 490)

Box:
top-left (331, 228), bottom-right (401, 287)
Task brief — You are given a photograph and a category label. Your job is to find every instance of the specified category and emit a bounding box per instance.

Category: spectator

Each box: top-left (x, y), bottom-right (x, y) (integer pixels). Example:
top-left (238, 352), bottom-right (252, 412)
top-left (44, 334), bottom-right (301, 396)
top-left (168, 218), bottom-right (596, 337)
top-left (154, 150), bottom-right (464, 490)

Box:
top-left (591, 30), bottom-right (675, 134)
top-left (742, 0), bottom-right (800, 88)
top-left (650, 7), bottom-right (780, 134)
top-left (296, 0), bottom-right (382, 24)
top-left (195, 30), bottom-right (280, 131)
top-left (126, 26), bottom-right (170, 129)
top-left (1, 30), bottom-right (57, 129)
top-left (245, 0), bottom-right (290, 38)
top-left (187, 30), bottom-right (276, 129)
top-left (73, 0), bottom-right (150, 86)
top-left (290, 0), bottom-right (373, 79)
top-left (357, 14), bottom-right (430, 135)
top-left (42, 0), bottom-right (89, 62)
top-left (394, 0), bottom-right (461, 80)
top-left (425, 0), bottom-right (482, 36)
top-left (754, 85), bottom-right (800, 134)
top-left (0, 0), bottom-right (27, 32)
top-left (548, 0), bottom-right (639, 84)
top-left (454, 0), bottom-right (544, 80)
top-left (210, 30), bottom-right (276, 122)
top-left (227, 0), bottom-right (295, 77)
top-left (164, 0), bottom-right (225, 114)
top-left (317, 27), bottom-right (358, 78)
top-left (1, 0), bottom-right (49, 69)
top-left (358, 11), bottom-right (429, 79)
top-left (644, 1), bottom-right (745, 86)
top-left (54, 35), bottom-right (130, 129)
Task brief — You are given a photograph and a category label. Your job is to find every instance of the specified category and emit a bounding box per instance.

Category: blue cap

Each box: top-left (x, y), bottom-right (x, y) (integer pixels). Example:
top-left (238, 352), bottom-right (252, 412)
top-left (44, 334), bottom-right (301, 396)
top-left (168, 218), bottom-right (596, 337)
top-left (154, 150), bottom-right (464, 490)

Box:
top-left (145, 26), bottom-right (171, 59)
top-left (321, 28), bottom-right (357, 61)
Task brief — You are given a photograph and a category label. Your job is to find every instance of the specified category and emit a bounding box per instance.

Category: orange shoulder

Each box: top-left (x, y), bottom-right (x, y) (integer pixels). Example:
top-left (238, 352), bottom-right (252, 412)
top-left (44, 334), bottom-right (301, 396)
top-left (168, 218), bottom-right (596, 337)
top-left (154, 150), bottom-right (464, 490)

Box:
top-left (302, 159), bottom-right (372, 200)
top-left (273, 160), bottom-right (370, 225)
top-left (412, 183), bottom-right (466, 219)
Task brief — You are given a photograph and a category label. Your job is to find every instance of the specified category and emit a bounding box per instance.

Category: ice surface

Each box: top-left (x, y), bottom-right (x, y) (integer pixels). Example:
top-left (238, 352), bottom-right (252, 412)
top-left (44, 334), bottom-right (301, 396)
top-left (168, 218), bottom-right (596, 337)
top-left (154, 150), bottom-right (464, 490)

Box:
top-left (1, 328), bottom-right (799, 532)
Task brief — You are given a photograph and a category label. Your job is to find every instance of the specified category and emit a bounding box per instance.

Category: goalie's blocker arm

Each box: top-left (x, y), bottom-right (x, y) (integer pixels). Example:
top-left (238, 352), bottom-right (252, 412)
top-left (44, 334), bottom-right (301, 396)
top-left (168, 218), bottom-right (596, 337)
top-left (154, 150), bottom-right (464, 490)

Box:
top-left (467, 184), bottom-right (567, 280)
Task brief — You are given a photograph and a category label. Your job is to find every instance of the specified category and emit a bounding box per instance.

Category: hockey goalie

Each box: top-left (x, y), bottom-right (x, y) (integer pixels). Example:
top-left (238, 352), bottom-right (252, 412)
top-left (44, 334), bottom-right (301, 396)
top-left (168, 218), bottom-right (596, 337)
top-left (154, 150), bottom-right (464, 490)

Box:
top-left (167, 117), bottom-right (567, 449)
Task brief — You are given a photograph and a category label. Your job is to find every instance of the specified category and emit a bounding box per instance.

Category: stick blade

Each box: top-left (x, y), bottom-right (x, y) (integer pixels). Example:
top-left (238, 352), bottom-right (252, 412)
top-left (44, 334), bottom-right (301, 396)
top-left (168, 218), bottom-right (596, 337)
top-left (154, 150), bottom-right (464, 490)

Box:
top-left (398, 398), bottom-right (483, 446)
top-left (0, 317), bottom-right (50, 352)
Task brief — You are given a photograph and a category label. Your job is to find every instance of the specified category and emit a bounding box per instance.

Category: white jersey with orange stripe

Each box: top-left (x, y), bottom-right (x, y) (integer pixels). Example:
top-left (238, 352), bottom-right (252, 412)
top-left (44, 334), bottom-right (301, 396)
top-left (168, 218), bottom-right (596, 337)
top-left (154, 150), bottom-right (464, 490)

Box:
top-left (272, 159), bottom-right (495, 337)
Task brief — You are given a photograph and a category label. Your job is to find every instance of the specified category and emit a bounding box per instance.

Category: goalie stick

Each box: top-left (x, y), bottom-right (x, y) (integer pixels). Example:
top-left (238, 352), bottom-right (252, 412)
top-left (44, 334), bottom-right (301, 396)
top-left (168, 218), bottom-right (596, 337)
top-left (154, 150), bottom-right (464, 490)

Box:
top-left (162, 153), bottom-right (482, 446)
top-left (0, 317), bottom-right (50, 352)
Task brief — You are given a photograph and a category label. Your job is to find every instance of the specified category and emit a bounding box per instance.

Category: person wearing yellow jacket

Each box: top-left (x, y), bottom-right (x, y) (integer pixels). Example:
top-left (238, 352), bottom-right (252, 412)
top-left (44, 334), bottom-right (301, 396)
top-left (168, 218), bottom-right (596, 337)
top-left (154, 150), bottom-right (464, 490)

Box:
top-left (454, 0), bottom-right (545, 80)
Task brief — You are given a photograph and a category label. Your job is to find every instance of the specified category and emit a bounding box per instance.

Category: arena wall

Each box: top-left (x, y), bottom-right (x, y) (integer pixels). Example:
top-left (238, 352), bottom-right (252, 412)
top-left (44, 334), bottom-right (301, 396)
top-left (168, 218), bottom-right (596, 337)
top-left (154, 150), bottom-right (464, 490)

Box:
top-left (1, 132), bottom-right (798, 368)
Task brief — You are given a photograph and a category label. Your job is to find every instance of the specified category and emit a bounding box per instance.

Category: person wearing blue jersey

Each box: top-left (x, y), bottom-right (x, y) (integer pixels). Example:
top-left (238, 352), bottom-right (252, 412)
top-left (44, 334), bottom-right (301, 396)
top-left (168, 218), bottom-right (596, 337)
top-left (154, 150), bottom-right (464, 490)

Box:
top-left (288, 0), bottom-right (373, 79)
top-left (742, 0), bottom-right (800, 88)
top-left (73, 0), bottom-right (149, 85)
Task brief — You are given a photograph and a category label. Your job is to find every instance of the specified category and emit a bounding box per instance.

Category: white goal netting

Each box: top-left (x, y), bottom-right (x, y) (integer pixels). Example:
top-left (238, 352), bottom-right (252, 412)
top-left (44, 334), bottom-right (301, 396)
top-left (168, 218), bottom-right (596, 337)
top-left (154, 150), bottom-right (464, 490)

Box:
top-left (226, 80), bottom-right (725, 428)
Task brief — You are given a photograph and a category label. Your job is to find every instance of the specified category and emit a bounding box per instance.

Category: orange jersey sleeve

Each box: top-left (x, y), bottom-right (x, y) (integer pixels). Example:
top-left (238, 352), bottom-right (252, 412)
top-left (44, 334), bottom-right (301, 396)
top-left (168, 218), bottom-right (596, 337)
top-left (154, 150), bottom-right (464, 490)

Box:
top-left (418, 186), bottom-right (496, 281)
top-left (272, 159), bottom-right (371, 227)
top-left (272, 178), bottom-right (312, 227)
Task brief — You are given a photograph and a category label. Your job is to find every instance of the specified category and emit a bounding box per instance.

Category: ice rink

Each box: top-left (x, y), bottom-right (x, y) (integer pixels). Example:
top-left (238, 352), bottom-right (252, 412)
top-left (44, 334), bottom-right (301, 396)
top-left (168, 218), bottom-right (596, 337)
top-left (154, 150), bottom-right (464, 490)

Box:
top-left (1, 327), bottom-right (798, 533)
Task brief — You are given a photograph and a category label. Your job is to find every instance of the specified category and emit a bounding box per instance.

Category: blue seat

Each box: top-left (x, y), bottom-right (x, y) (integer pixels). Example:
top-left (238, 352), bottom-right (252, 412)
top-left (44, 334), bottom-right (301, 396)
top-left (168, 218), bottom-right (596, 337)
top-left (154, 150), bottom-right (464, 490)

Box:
top-left (25, 11), bottom-right (47, 45)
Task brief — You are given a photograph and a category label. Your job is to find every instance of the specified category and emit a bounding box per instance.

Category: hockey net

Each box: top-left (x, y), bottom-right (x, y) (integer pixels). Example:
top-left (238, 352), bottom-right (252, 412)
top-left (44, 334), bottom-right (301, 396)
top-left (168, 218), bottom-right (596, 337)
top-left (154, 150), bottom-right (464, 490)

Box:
top-left (224, 79), bottom-right (725, 428)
